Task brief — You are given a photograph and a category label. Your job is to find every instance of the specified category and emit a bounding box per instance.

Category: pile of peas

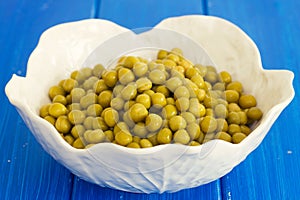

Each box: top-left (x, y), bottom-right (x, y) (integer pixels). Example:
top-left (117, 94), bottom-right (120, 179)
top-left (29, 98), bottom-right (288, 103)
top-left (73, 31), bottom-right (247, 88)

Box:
top-left (39, 48), bottom-right (263, 149)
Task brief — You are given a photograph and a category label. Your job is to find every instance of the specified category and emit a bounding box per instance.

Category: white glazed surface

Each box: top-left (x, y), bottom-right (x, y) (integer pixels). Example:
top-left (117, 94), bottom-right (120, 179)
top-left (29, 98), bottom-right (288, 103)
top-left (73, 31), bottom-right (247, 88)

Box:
top-left (5, 15), bottom-right (294, 193)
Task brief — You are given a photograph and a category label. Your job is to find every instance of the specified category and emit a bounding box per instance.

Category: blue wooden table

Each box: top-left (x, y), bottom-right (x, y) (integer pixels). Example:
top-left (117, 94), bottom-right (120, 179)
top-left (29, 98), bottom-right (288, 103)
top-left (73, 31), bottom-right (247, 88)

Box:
top-left (1, 1), bottom-right (299, 199)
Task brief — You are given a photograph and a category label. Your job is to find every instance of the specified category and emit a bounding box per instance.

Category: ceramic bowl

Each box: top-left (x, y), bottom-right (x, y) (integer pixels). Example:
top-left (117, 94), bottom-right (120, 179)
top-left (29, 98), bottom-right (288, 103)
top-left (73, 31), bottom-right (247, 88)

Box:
top-left (5, 15), bottom-right (294, 193)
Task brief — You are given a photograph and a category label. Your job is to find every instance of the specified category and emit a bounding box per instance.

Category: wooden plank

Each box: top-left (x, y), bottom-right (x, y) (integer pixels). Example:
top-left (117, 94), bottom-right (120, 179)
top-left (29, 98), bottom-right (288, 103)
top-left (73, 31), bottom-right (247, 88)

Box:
top-left (71, 177), bottom-right (221, 200)
top-left (207, 0), bottom-right (300, 199)
top-left (0, 0), bottom-right (95, 199)
top-left (70, 0), bottom-right (222, 199)
top-left (98, 0), bottom-right (206, 29)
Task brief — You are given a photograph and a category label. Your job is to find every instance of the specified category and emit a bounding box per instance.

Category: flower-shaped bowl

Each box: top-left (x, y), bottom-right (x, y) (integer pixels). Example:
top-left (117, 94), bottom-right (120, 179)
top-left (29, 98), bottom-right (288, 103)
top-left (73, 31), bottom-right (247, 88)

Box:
top-left (5, 15), bottom-right (294, 193)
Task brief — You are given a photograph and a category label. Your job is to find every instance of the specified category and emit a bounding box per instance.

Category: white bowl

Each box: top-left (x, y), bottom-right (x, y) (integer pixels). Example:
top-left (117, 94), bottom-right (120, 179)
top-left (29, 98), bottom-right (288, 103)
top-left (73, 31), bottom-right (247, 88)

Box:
top-left (5, 15), bottom-right (294, 193)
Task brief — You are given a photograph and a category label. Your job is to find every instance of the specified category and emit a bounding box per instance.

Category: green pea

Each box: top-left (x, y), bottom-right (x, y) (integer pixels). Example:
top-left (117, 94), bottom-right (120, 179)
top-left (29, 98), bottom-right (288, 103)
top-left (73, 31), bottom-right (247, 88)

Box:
top-left (189, 141), bottom-right (201, 146)
top-left (129, 103), bottom-right (148, 123)
top-left (133, 62), bottom-right (148, 77)
top-left (92, 64), bottom-right (105, 77)
top-left (132, 136), bottom-right (141, 144)
top-left (98, 90), bottom-right (113, 108)
top-left (200, 116), bottom-right (217, 133)
top-left (180, 112), bottom-right (196, 124)
top-left (174, 86), bottom-right (190, 99)
top-left (204, 71), bottom-right (218, 84)
top-left (73, 138), bottom-right (85, 149)
top-left (118, 67), bottom-right (135, 85)
top-left (136, 77), bottom-right (152, 93)
top-left (151, 92), bottom-right (167, 108)
top-left (64, 135), bottom-right (74, 145)
top-left (165, 77), bottom-right (183, 92)
top-left (123, 100), bottom-right (135, 111)
top-left (215, 132), bottom-right (232, 142)
top-left (149, 69), bottom-right (166, 85)
top-left (113, 122), bottom-right (129, 135)
top-left (224, 90), bottom-right (240, 103)
top-left (214, 104), bottom-right (228, 118)
top-left (123, 56), bottom-right (140, 69)
top-left (136, 94), bottom-right (151, 109)
top-left (163, 59), bottom-right (177, 69)
top-left (188, 98), bottom-right (206, 118)
top-left (169, 115), bottom-right (186, 132)
top-left (185, 67), bottom-right (199, 79)
top-left (174, 129), bottom-right (190, 144)
top-left (147, 133), bottom-right (158, 146)
top-left (145, 114), bottom-right (163, 132)
top-left (44, 116), bottom-right (56, 126)
top-left (40, 103), bottom-right (51, 118)
top-left (127, 142), bottom-right (141, 148)
top-left (227, 112), bottom-right (241, 124)
top-left (232, 132), bottom-right (247, 144)
top-left (162, 104), bottom-right (177, 120)
top-left (80, 67), bottom-right (93, 80)
top-left (212, 82), bottom-right (226, 91)
top-left (55, 116), bottom-right (71, 134)
top-left (140, 138), bottom-right (153, 148)
top-left (48, 85), bottom-right (65, 100)
top-left (102, 70), bottom-right (117, 88)
top-left (49, 103), bottom-right (68, 118)
top-left (157, 50), bottom-right (168, 59)
top-left (80, 93), bottom-right (97, 109)
top-left (186, 123), bottom-right (201, 140)
top-left (62, 78), bottom-right (78, 93)
top-left (247, 107), bottom-right (263, 120)
top-left (84, 129), bottom-right (106, 143)
top-left (115, 131), bottom-right (133, 146)
top-left (228, 124), bottom-right (241, 135)
top-left (240, 125), bottom-right (251, 135)
top-left (83, 116), bottom-right (94, 130)
top-left (228, 103), bottom-right (241, 112)
top-left (104, 130), bottom-right (114, 142)
top-left (112, 84), bottom-right (124, 96)
top-left (68, 110), bottom-right (86, 124)
top-left (226, 81), bottom-right (243, 94)
top-left (104, 108), bottom-right (119, 127)
top-left (238, 111), bottom-right (248, 125)
top-left (239, 94), bottom-right (257, 108)
top-left (122, 111), bottom-right (135, 128)
top-left (157, 128), bottom-right (173, 144)
top-left (71, 88), bottom-right (86, 103)
top-left (191, 74), bottom-right (205, 89)
top-left (194, 64), bottom-right (207, 77)
top-left (110, 97), bottom-right (124, 110)
top-left (156, 86), bottom-right (170, 97)
top-left (203, 95), bottom-right (218, 108)
top-left (133, 123), bottom-right (148, 138)
top-left (83, 76), bottom-right (99, 91)
top-left (52, 95), bottom-right (67, 105)
top-left (86, 104), bottom-right (103, 117)
top-left (71, 125), bottom-right (86, 139)
top-left (175, 97), bottom-right (190, 112)
top-left (218, 71), bottom-right (232, 84)
top-left (167, 53), bottom-right (180, 63)
top-left (216, 118), bottom-right (228, 132)
top-left (121, 83), bottom-right (137, 100)
top-left (93, 79), bottom-right (108, 94)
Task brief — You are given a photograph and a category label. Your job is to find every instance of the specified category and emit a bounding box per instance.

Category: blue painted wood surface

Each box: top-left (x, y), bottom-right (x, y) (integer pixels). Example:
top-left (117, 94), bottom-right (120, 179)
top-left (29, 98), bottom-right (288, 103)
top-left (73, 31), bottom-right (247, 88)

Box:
top-left (0, 0), bottom-right (299, 199)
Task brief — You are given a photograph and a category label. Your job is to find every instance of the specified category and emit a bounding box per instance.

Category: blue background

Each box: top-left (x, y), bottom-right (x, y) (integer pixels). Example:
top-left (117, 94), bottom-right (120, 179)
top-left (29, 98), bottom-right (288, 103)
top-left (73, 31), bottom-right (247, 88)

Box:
top-left (0, 0), bottom-right (299, 199)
